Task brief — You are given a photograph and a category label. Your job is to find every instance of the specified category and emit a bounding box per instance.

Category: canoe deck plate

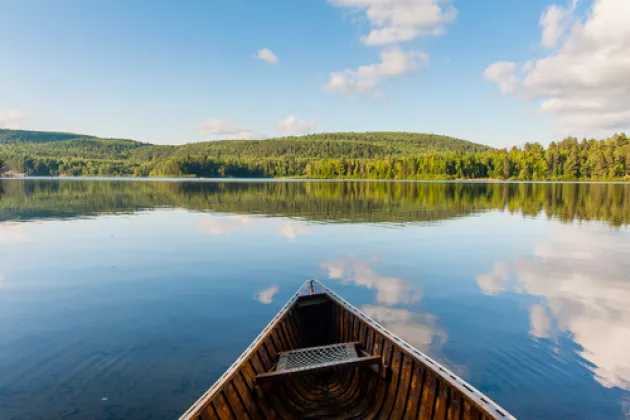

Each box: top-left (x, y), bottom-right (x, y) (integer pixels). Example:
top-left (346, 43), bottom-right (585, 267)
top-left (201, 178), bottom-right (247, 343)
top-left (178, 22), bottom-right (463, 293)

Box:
top-left (277, 343), bottom-right (359, 372)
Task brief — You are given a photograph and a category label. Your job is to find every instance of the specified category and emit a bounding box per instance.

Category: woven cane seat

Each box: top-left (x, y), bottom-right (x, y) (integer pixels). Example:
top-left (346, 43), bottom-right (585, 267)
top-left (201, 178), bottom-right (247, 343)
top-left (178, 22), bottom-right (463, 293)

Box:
top-left (277, 343), bottom-right (359, 372)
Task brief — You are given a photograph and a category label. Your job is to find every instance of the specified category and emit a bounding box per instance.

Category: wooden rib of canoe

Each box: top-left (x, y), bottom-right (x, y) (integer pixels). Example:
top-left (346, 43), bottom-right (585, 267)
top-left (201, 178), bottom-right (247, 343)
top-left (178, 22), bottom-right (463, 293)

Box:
top-left (181, 280), bottom-right (516, 420)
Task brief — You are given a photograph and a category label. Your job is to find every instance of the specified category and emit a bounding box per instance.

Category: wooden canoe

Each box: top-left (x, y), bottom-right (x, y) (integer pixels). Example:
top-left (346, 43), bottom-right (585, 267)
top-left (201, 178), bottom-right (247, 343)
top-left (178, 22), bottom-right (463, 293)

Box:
top-left (181, 280), bottom-right (516, 420)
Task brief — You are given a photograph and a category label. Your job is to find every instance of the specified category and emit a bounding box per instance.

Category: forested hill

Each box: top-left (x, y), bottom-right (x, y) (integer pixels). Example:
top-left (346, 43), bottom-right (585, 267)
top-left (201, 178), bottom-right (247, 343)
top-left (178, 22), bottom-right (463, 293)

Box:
top-left (0, 129), bottom-right (488, 159)
top-left (1, 128), bottom-right (629, 180)
top-left (0, 129), bottom-right (96, 144)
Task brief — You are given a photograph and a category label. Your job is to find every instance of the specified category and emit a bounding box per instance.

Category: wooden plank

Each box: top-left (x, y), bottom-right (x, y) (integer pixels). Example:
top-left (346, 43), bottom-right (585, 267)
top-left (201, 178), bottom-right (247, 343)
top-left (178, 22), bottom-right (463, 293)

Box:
top-left (263, 340), bottom-right (277, 365)
top-left (272, 324), bottom-right (289, 352)
top-left (266, 330), bottom-right (281, 356)
top-left (371, 331), bottom-right (382, 356)
top-left (358, 320), bottom-right (366, 348)
top-left (345, 309), bottom-right (353, 342)
top-left (339, 305), bottom-right (346, 343)
top-left (266, 384), bottom-right (298, 419)
top-left (286, 310), bottom-right (306, 348)
top-left (241, 363), bottom-right (276, 420)
top-left (403, 361), bottom-right (426, 419)
top-left (279, 319), bottom-right (296, 350)
top-left (352, 312), bottom-right (360, 342)
top-left (366, 326), bottom-right (375, 354)
top-left (256, 355), bottom-right (382, 384)
top-left (339, 367), bottom-right (363, 405)
top-left (340, 367), bottom-right (379, 418)
top-left (331, 301), bottom-right (338, 342)
top-left (377, 346), bottom-right (403, 418)
top-left (462, 399), bottom-right (473, 420)
top-left (287, 376), bottom-right (318, 404)
top-left (202, 403), bottom-right (219, 420)
top-left (390, 354), bottom-right (413, 420)
top-left (222, 382), bottom-right (250, 420)
top-left (469, 406), bottom-right (482, 420)
top-left (231, 371), bottom-right (266, 420)
top-left (433, 379), bottom-right (449, 420)
top-left (257, 344), bottom-right (273, 371)
top-left (250, 353), bottom-right (267, 378)
top-left (364, 337), bottom-right (392, 420)
top-left (418, 369), bottom-right (437, 420)
top-left (276, 382), bottom-right (307, 415)
top-left (446, 389), bottom-right (461, 420)
top-left (211, 392), bottom-right (235, 420)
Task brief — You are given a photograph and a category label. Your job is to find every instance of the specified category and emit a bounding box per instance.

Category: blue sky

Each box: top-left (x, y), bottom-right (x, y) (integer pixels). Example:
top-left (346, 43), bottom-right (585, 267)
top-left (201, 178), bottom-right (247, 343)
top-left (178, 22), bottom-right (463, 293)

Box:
top-left (1, 0), bottom-right (627, 146)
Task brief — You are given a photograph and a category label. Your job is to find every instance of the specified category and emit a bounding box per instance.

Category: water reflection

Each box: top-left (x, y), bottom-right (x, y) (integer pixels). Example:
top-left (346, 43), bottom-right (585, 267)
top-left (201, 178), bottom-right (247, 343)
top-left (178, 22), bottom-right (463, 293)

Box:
top-left (277, 220), bottom-right (314, 241)
top-left (1, 179), bottom-right (628, 226)
top-left (198, 215), bottom-right (257, 236)
top-left (476, 262), bottom-right (510, 296)
top-left (1, 179), bottom-right (629, 419)
top-left (0, 222), bottom-right (27, 243)
top-left (322, 257), bottom-right (420, 305)
top-left (477, 226), bottom-right (630, 391)
top-left (321, 256), bottom-right (448, 358)
top-left (254, 286), bottom-right (279, 305)
top-left (361, 305), bottom-right (447, 353)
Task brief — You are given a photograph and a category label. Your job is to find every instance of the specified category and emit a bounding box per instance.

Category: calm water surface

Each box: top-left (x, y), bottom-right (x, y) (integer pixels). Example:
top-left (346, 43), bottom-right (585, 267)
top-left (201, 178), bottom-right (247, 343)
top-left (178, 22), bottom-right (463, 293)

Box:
top-left (1, 179), bottom-right (629, 419)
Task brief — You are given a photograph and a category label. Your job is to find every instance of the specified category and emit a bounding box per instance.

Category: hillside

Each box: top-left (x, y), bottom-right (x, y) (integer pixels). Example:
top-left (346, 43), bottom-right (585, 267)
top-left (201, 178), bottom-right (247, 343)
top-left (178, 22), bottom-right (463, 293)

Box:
top-left (0, 129), bottom-right (489, 160)
top-left (0, 128), bottom-right (628, 181)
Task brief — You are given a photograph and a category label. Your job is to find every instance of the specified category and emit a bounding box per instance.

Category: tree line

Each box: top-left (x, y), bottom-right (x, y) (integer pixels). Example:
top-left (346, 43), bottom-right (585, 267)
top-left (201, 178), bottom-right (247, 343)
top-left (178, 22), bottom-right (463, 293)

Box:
top-left (1, 131), bottom-right (628, 180)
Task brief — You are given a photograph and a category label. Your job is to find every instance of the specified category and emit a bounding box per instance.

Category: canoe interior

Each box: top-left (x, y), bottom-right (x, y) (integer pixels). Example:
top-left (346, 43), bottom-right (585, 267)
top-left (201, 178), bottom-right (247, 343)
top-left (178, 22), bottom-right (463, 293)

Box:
top-left (181, 282), bottom-right (514, 420)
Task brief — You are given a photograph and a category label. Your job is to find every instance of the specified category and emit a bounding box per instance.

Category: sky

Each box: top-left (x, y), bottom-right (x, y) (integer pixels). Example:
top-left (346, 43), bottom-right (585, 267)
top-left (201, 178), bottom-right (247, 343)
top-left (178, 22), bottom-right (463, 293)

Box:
top-left (0, 0), bottom-right (628, 147)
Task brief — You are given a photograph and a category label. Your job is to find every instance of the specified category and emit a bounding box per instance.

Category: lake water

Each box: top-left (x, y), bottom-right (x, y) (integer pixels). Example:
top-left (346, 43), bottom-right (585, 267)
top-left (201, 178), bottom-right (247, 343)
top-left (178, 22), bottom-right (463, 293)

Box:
top-left (1, 179), bottom-right (629, 419)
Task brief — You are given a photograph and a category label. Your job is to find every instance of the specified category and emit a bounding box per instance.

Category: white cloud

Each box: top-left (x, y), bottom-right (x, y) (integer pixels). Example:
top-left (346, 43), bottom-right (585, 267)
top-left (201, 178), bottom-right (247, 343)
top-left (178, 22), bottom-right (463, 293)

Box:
top-left (198, 118), bottom-right (242, 135)
top-left (198, 216), bottom-right (257, 235)
top-left (323, 47), bottom-right (427, 95)
top-left (484, 0), bottom-right (630, 136)
top-left (361, 305), bottom-right (447, 352)
top-left (477, 226), bottom-right (630, 390)
top-left (277, 220), bottom-right (314, 241)
top-left (540, 0), bottom-right (578, 49)
top-left (254, 48), bottom-right (278, 64)
top-left (0, 109), bottom-right (23, 129)
top-left (254, 285), bottom-right (279, 304)
top-left (277, 115), bottom-right (315, 137)
top-left (483, 62), bottom-right (519, 94)
top-left (198, 118), bottom-right (267, 140)
top-left (322, 257), bottom-right (421, 305)
top-left (229, 129), bottom-right (267, 140)
top-left (330, 0), bottom-right (457, 45)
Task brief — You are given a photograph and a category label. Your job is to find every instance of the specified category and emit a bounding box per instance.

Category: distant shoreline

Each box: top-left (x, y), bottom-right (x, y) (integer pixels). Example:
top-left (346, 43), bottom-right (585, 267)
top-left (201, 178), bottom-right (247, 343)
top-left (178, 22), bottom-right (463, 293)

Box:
top-left (2, 175), bottom-right (629, 184)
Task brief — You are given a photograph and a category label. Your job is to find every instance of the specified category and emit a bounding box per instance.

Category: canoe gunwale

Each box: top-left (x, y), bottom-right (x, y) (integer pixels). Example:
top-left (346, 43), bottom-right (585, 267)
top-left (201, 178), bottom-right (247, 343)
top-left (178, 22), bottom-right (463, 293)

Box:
top-left (179, 280), bottom-right (517, 420)
top-left (318, 280), bottom-right (516, 420)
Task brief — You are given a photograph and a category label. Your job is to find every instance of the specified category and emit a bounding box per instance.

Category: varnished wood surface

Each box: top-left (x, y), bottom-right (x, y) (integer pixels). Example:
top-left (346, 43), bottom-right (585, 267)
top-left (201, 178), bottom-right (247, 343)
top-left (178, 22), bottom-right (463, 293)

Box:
top-left (180, 281), bottom-right (515, 420)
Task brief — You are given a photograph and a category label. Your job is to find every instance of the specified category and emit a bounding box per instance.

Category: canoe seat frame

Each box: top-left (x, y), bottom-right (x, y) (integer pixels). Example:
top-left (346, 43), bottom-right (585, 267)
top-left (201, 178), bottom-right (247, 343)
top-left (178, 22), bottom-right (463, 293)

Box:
top-left (255, 341), bottom-right (383, 386)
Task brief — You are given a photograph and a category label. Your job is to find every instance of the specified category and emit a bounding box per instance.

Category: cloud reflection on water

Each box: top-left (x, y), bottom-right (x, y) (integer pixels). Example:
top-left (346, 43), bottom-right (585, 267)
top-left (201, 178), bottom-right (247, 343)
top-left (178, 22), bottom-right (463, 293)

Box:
top-left (361, 305), bottom-right (447, 353)
top-left (321, 257), bottom-right (421, 305)
top-left (322, 256), bottom-right (448, 356)
top-left (254, 285), bottom-right (279, 304)
top-left (277, 221), bottom-right (314, 242)
top-left (198, 215), bottom-right (257, 235)
top-left (477, 226), bottom-right (630, 390)
top-left (198, 215), bottom-right (314, 242)
top-left (0, 223), bottom-right (27, 244)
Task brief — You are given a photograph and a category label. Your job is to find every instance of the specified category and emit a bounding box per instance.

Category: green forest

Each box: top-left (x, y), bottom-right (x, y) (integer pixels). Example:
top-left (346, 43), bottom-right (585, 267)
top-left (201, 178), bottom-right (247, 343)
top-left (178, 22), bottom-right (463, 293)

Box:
top-left (1, 129), bottom-right (629, 180)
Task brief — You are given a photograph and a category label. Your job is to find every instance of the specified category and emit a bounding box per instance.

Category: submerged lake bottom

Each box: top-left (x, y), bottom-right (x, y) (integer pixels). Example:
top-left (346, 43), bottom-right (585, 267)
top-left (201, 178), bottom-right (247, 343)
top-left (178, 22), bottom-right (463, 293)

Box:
top-left (0, 179), bottom-right (629, 419)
